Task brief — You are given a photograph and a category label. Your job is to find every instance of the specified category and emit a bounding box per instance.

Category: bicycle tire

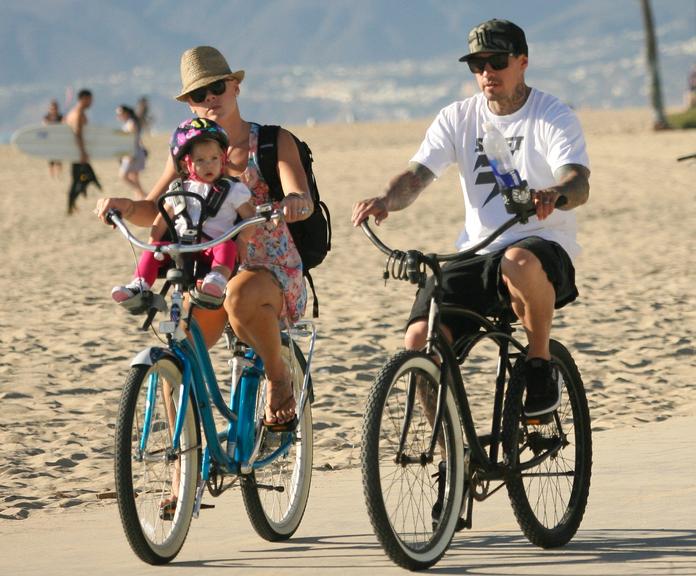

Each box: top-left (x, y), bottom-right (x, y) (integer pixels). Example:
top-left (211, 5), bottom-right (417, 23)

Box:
top-left (240, 338), bottom-right (313, 540)
top-left (362, 350), bottom-right (466, 570)
top-left (502, 339), bottom-right (592, 548)
top-left (114, 358), bottom-right (200, 564)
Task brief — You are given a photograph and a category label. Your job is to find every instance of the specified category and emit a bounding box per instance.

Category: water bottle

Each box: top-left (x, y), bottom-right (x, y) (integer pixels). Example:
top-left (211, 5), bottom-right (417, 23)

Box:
top-left (482, 122), bottom-right (534, 220)
top-left (481, 122), bottom-right (522, 190)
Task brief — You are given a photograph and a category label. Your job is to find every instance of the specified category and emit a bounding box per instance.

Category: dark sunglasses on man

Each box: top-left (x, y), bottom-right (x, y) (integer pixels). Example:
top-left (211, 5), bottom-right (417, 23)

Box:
top-left (467, 53), bottom-right (511, 74)
top-left (189, 79), bottom-right (228, 104)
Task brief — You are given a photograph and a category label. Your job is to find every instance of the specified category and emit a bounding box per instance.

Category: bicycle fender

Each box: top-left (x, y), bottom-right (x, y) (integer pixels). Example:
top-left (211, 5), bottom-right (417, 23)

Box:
top-left (130, 346), bottom-right (183, 371)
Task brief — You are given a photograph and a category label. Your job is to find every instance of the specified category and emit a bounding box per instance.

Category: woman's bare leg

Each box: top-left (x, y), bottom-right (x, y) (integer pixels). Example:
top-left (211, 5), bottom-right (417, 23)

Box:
top-left (224, 269), bottom-right (295, 423)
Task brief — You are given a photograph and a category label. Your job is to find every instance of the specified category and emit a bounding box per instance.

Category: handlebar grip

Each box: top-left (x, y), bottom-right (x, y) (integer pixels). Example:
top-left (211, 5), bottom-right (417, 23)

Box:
top-left (405, 250), bottom-right (422, 285)
top-left (105, 208), bottom-right (122, 225)
top-left (141, 304), bottom-right (159, 332)
top-left (522, 194), bottom-right (568, 219)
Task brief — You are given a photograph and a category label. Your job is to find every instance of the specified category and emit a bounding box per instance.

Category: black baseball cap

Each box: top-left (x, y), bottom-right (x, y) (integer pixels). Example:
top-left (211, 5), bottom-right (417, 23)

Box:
top-left (459, 19), bottom-right (528, 62)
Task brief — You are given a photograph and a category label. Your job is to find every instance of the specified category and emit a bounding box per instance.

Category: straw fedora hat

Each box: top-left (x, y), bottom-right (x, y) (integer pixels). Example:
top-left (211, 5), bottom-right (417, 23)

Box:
top-left (175, 46), bottom-right (245, 102)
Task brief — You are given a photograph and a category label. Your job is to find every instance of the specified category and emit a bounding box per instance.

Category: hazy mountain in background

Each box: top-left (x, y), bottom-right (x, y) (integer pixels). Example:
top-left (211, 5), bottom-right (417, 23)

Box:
top-left (1, 0), bottom-right (694, 138)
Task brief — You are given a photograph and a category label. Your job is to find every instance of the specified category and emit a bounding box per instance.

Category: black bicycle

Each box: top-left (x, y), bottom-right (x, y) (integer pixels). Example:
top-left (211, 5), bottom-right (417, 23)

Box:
top-left (359, 194), bottom-right (592, 570)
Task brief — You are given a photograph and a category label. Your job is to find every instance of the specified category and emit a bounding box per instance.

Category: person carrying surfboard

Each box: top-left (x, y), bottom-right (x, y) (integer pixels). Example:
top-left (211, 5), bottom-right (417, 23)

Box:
top-left (65, 89), bottom-right (101, 214)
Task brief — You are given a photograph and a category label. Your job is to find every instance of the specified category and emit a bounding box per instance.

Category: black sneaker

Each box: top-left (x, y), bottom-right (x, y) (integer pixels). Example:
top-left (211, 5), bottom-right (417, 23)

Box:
top-left (431, 461), bottom-right (467, 532)
top-left (523, 358), bottom-right (562, 418)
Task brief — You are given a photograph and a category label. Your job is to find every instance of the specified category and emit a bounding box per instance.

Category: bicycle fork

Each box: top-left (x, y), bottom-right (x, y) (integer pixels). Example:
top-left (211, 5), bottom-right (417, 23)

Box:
top-left (392, 294), bottom-right (449, 465)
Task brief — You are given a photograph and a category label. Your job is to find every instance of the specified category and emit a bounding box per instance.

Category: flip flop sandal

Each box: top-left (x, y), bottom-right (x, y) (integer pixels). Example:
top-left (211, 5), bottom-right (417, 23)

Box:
top-left (263, 386), bottom-right (298, 432)
top-left (263, 414), bottom-right (298, 433)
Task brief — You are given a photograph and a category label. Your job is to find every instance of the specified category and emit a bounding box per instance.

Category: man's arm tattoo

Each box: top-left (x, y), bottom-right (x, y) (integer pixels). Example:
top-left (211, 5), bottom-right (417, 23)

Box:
top-left (553, 164), bottom-right (590, 209)
top-left (384, 162), bottom-right (436, 212)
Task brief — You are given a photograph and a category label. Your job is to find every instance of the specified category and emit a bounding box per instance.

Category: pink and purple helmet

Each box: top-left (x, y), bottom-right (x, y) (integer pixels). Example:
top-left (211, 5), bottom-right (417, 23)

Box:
top-left (169, 117), bottom-right (229, 165)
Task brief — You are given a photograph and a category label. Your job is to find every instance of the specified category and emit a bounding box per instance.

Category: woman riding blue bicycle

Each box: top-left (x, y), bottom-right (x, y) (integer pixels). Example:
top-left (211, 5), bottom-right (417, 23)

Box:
top-left (96, 46), bottom-right (313, 428)
top-left (97, 46), bottom-right (318, 565)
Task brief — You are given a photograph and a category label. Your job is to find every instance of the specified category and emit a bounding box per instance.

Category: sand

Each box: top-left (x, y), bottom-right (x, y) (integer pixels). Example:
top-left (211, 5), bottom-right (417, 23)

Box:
top-left (0, 108), bottom-right (695, 571)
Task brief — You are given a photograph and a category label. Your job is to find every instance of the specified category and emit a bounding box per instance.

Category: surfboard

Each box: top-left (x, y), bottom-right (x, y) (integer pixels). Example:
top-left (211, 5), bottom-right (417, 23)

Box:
top-left (11, 123), bottom-right (134, 161)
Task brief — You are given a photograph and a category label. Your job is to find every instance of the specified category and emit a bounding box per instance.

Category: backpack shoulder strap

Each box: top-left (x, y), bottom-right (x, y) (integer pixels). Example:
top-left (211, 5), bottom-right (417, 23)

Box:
top-left (257, 124), bottom-right (283, 202)
top-left (305, 270), bottom-right (320, 318)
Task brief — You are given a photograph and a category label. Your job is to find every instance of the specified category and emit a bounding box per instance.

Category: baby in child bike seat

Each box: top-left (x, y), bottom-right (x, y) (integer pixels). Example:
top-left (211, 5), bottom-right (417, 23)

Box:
top-left (112, 118), bottom-right (256, 308)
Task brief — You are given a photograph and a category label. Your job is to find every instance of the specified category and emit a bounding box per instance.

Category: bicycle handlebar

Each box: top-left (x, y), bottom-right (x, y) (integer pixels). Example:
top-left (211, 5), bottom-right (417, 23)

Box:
top-left (106, 203), bottom-right (280, 256)
top-left (360, 194), bottom-right (566, 283)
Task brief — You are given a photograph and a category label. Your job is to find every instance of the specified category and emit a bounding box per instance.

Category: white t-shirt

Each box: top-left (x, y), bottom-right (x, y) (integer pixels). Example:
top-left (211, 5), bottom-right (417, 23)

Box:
top-left (410, 88), bottom-right (589, 260)
top-left (166, 178), bottom-right (251, 239)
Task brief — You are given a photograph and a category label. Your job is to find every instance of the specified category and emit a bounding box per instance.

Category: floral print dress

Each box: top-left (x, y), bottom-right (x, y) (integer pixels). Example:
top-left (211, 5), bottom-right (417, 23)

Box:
top-left (236, 122), bottom-right (306, 324)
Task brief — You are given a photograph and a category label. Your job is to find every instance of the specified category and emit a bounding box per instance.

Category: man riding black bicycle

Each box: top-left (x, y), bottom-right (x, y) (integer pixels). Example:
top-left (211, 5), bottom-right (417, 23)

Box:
top-left (352, 18), bottom-right (590, 418)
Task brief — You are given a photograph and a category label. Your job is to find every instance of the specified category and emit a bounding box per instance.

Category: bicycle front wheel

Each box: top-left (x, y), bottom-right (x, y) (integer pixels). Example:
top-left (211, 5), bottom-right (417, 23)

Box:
top-left (240, 338), bottom-right (313, 540)
top-left (114, 357), bottom-right (200, 564)
top-left (502, 339), bottom-right (592, 548)
top-left (362, 350), bottom-right (466, 570)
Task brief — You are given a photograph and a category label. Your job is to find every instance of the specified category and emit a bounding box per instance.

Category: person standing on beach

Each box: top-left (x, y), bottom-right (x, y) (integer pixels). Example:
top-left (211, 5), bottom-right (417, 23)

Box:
top-left (115, 104), bottom-right (147, 200)
top-left (352, 19), bottom-right (590, 418)
top-left (43, 99), bottom-right (63, 179)
top-left (135, 96), bottom-right (153, 134)
top-left (688, 63), bottom-right (696, 109)
top-left (65, 89), bottom-right (101, 214)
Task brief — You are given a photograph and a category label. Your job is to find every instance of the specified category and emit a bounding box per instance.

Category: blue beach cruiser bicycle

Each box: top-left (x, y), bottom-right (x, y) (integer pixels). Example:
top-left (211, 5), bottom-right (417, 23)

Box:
top-left (107, 197), bottom-right (315, 564)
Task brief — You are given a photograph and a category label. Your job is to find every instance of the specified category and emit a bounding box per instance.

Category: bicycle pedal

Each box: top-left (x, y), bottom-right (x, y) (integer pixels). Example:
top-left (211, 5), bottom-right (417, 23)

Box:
top-left (199, 503), bottom-right (215, 510)
top-left (96, 491), bottom-right (117, 500)
top-left (524, 413), bottom-right (554, 426)
top-left (455, 516), bottom-right (469, 532)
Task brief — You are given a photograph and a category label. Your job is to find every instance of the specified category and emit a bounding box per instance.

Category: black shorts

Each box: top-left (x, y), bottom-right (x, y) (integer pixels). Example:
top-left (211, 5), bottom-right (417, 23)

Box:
top-left (407, 236), bottom-right (578, 342)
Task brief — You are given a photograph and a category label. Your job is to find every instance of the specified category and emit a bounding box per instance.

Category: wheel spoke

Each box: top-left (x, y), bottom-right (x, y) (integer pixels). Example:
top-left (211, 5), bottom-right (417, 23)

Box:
top-left (362, 351), bottom-right (465, 570)
top-left (240, 338), bottom-right (313, 541)
top-left (503, 341), bottom-right (592, 548)
top-left (114, 360), bottom-right (199, 564)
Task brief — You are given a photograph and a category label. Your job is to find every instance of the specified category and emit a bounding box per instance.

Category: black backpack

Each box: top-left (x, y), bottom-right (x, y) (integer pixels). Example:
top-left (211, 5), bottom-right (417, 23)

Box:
top-left (257, 124), bottom-right (332, 317)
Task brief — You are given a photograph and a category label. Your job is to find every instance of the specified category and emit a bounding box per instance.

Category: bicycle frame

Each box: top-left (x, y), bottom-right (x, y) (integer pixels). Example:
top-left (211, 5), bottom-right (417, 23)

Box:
top-left (111, 206), bottom-right (315, 509)
top-left (136, 299), bottom-right (303, 482)
top-left (360, 196), bottom-right (569, 492)
top-left (401, 278), bottom-right (567, 496)
top-left (424, 305), bottom-right (525, 479)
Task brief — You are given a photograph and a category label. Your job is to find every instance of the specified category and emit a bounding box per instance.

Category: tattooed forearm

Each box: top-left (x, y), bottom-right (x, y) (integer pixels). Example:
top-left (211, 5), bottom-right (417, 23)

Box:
top-left (383, 162), bottom-right (436, 212)
top-left (552, 164), bottom-right (590, 209)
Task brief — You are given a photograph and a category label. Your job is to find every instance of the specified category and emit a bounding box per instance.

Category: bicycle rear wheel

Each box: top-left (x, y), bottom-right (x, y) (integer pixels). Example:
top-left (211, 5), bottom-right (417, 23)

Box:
top-left (114, 357), bottom-right (200, 564)
top-left (362, 350), bottom-right (465, 570)
top-left (240, 338), bottom-right (313, 540)
top-left (502, 339), bottom-right (592, 548)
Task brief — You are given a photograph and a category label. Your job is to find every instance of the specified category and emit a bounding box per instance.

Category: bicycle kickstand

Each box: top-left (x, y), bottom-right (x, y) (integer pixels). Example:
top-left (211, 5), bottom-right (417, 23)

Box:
top-left (193, 478), bottom-right (206, 518)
